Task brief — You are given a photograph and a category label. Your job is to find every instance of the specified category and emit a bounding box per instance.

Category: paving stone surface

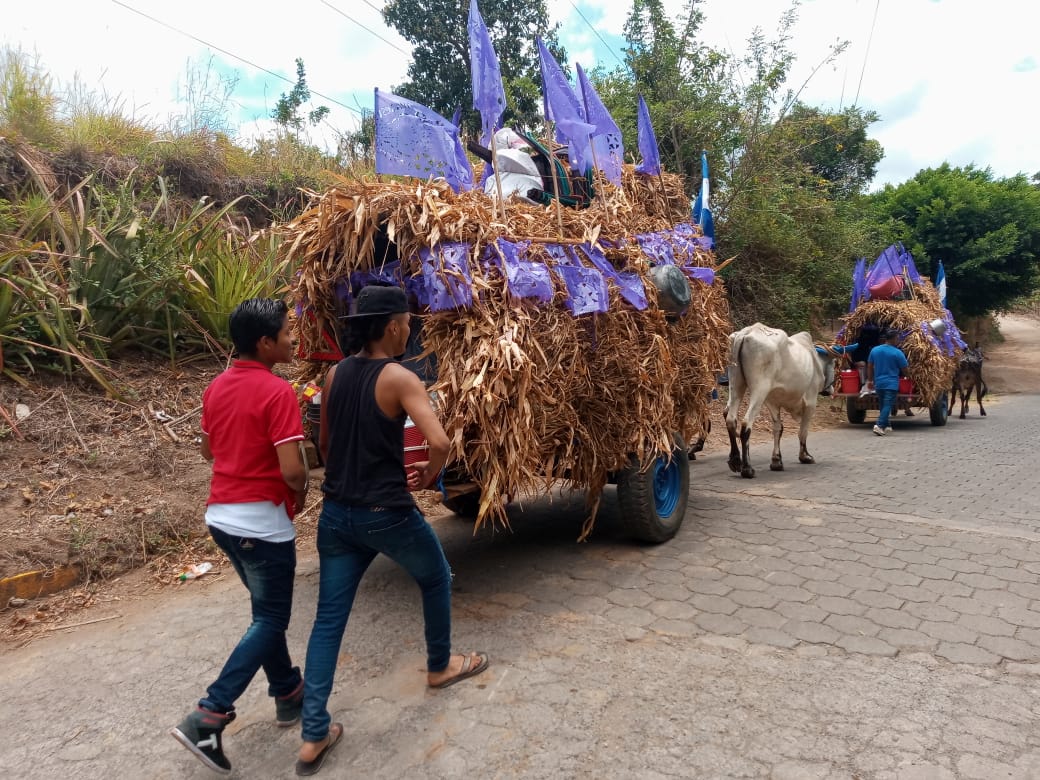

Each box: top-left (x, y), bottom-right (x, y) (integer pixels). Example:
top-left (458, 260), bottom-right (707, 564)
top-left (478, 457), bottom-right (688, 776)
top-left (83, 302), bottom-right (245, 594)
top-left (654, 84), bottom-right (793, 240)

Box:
top-left (1, 394), bottom-right (1039, 778)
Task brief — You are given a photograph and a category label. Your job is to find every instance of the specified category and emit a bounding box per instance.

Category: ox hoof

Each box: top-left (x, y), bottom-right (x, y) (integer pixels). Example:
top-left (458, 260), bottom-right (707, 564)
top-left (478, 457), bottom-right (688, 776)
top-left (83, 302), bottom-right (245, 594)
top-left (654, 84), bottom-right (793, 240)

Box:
top-left (727, 459), bottom-right (742, 474)
top-left (740, 466), bottom-right (756, 479)
top-left (981, 410), bottom-right (987, 417)
top-left (960, 413), bottom-right (966, 420)
top-left (769, 461), bottom-right (784, 472)
top-left (799, 455), bottom-right (815, 465)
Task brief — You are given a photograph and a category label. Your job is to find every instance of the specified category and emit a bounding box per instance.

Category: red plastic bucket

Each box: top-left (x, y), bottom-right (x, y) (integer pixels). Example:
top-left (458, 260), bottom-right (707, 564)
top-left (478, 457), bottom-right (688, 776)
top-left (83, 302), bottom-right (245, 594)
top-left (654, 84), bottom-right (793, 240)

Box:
top-left (839, 370), bottom-right (860, 394)
top-left (899, 377), bottom-right (914, 395)
top-left (403, 422), bottom-right (429, 466)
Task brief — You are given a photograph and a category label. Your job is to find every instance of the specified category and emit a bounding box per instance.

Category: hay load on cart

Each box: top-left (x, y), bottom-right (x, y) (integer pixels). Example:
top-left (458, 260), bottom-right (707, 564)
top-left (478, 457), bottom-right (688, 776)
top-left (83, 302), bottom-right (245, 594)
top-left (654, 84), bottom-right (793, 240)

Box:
top-left (836, 244), bottom-right (967, 426)
top-left (282, 166), bottom-right (730, 542)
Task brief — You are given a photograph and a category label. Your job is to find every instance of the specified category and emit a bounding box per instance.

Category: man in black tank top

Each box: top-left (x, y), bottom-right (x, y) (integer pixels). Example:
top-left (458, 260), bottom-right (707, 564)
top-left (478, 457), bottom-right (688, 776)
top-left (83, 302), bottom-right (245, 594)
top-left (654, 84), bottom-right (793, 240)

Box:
top-left (296, 286), bottom-right (489, 776)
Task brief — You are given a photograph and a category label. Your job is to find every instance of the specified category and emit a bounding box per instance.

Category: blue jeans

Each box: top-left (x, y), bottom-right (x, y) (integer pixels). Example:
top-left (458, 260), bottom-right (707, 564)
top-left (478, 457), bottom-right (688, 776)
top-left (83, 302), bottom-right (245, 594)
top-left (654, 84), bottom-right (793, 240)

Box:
top-left (200, 526), bottom-right (301, 713)
top-left (300, 502), bottom-right (452, 742)
top-left (876, 388), bottom-right (898, 429)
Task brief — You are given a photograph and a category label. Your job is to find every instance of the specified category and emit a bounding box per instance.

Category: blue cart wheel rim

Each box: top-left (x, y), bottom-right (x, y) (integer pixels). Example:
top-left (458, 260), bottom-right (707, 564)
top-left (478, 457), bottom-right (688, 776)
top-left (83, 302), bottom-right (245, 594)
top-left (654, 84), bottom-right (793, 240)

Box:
top-left (652, 455), bottom-right (682, 518)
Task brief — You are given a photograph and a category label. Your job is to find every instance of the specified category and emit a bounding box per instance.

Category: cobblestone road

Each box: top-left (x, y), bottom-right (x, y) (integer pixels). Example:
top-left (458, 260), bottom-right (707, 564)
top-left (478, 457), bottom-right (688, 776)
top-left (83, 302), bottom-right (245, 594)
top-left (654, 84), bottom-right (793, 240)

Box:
top-left (2, 394), bottom-right (1038, 779)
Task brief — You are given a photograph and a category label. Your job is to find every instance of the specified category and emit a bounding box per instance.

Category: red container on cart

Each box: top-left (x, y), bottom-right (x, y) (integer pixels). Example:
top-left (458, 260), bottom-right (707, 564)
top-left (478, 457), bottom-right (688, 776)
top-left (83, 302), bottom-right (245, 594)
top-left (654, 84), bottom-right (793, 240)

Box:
top-left (403, 419), bottom-right (429, 466)
top-left (839, 369), bottom-right (860, 394)
top-left (898, 377), bottom-right (914, 395)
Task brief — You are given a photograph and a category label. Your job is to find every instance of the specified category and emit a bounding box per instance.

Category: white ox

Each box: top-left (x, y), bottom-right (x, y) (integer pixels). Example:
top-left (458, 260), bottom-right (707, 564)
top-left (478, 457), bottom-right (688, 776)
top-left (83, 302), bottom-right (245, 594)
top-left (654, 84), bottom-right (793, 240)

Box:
top-left (724, 323), bottom-right (850, 478)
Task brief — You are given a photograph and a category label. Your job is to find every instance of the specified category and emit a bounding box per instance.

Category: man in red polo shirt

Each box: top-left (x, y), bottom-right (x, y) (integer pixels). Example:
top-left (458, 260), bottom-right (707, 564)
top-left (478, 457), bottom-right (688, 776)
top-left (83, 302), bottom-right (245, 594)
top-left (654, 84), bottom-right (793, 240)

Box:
top-left (171, 298), bottom-right (308, 776)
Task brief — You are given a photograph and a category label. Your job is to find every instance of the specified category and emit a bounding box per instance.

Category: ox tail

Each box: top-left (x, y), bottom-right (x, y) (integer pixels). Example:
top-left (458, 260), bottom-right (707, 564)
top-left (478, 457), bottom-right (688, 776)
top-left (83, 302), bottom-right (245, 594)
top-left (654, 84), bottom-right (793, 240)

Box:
top-left (731, 333), bottom-right (747, 391)
top-left (981, 379), bottom-right (988, 398)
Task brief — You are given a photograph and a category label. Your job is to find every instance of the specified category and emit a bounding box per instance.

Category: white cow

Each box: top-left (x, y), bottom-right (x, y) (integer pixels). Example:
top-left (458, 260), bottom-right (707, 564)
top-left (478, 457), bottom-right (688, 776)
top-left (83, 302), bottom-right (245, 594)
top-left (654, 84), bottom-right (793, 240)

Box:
top-left (724, 323), bottom-right (848, 478)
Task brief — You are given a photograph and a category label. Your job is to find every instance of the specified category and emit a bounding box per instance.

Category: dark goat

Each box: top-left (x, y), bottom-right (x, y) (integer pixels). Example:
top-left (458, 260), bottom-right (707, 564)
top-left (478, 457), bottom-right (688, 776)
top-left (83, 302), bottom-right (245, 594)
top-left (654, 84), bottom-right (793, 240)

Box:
top-left (952, 346), bottom-right (987, 419)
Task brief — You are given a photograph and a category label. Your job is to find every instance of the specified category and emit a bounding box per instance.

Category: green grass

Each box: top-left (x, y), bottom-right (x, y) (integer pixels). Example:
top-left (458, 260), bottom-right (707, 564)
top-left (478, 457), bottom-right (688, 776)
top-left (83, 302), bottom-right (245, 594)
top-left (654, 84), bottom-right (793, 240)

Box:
top-left (0, 47), bottom-right (322, 386)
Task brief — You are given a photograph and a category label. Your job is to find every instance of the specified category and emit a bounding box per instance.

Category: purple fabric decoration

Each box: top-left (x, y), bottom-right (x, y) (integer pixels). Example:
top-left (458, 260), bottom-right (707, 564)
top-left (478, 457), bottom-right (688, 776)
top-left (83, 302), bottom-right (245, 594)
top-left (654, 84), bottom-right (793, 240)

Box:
top-left (468, 0), bottom-right (506, 146)
top-left (349, 261), bottom-right (401, 294)
top-left (489, 240), bottom-right (554, 302)
top-left (849, 257), bottom-right (867, 312)
top-left (420, 243), bottom-right (474, 311)
top-left (575, 64), bottom-right (623, 187)
top-left (556, 264), bottom-right (609, 316)
top-left (684, 267), bottom-right (715, 285)
top-left (635, 94), bottom-right (661, 176)
top-left (536, 38), bottom-right (595, 174)
top-left (405, 272), bottom-right (429, 306)
top-left (865, 244), bottom-right (903, 292)
top-left (574, 243), bottom-right (647, 310)
top-left (374, 88), bottom-right (473, 192)
top-left (636, 233), bottom-right (676, 266)
top-left (543, 243), bottom-right (573, 265)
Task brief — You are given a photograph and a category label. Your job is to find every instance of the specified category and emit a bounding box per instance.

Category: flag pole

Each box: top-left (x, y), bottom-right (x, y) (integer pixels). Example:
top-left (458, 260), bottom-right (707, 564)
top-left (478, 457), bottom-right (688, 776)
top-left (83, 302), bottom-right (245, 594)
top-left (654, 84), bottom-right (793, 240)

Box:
top-left (488, 131), bottom-right (507, 223)
top-left (544, 123), bottom-right (564, 237)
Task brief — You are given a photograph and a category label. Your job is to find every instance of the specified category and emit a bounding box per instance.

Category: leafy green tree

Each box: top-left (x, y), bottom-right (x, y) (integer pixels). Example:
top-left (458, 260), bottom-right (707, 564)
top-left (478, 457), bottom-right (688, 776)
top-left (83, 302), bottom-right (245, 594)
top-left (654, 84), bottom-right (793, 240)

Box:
top-left (778, 104), bottom-right (882, 198)
top-left (382, 0), bottom-right (565, 134)
top-left (872, 164), bottom-right (1040, 318)
top-left (271, 58), bottom-right (330, 132)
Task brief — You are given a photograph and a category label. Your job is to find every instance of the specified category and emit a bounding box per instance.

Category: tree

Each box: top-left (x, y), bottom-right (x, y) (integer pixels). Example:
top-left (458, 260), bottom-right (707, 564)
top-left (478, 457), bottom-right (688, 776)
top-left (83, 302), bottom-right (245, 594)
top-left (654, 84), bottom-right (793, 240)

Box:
top-left (382, 0), bottom-right (564, 134)
top-left (271, 59), bottom-right (329, 132)
top-left (777, 104), bottom-right (882, 198)
top-left (600, 1), bottom-right (882, 332)
top-left (872, 164), bottom-right (1040, 318)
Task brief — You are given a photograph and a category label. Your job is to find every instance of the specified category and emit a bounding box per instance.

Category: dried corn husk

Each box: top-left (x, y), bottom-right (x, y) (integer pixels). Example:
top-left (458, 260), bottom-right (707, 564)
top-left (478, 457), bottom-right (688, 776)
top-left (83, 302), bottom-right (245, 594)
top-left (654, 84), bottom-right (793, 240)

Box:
top-left (280, 166), bottom-right (731, 537)
top-left (842, 282), bottom-right (958, 405)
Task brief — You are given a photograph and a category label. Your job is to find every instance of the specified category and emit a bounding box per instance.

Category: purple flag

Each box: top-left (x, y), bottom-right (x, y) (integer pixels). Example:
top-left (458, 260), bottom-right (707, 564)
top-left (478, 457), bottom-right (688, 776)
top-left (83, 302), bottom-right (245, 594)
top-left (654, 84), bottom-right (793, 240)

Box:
top-left (536, 38), bottom-right (595, 174)
top-left (635, 94), bottom-right (660, 176)
top-left (467, 0), bottom-right (506, 146)
top-left (575, 63), bottom-right (623, 186)
top-left (374, 88), bottom-right (473, 192)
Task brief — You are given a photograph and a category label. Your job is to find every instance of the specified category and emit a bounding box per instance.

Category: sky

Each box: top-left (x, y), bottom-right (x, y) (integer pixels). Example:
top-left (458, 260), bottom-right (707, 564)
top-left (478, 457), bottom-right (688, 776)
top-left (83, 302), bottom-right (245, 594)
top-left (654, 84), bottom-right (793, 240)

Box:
top-left (3, 0), bottom-right (1038, 189)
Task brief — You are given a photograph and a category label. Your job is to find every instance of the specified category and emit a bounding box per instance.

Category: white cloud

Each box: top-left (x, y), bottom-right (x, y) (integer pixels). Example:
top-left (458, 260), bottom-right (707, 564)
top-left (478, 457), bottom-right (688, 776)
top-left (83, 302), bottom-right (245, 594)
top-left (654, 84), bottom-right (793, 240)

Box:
top-left (3, 0), bottom-right (1038, 184)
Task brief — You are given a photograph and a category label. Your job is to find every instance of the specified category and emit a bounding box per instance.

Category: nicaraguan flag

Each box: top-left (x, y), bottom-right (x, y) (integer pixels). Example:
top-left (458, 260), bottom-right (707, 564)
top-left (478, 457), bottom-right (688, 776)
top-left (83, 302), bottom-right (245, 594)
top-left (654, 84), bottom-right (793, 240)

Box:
top-left (936, 261), bottom-right (947, 307)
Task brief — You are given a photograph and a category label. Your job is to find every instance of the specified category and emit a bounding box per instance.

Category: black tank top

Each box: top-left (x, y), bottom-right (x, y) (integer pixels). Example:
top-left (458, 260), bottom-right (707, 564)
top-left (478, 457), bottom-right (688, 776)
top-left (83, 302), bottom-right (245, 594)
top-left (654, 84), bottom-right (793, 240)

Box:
top-left (322, 356), bottom-right (414, 509)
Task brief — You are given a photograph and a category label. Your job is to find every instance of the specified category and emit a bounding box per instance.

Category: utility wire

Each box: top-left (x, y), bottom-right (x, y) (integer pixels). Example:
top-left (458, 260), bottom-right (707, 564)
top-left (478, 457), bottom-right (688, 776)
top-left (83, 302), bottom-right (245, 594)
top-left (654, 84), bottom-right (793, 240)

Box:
top-left (320, 0), bottom-right (409, 56)
top-left (110, 0), bottom-right (363, 115)
top-left (568, 1), bottom-right (627, 69)
top-left (853, 0), bottom-right (880, 107)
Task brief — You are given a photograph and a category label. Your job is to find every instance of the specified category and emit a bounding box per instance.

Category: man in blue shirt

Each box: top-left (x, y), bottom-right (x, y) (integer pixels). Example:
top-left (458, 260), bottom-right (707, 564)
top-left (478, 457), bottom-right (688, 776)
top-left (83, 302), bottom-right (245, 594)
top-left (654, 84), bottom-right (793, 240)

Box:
top-left (866, 329), bottom-right (909, 435)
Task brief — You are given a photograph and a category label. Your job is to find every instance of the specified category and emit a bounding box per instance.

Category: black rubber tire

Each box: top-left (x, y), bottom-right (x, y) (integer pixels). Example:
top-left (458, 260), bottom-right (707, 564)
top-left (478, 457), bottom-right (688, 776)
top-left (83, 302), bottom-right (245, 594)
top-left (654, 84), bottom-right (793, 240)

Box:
top-left (442, 490), bottom-right (481, 518)
top-left (846, 402), bottom-right (867, 425)
top-left (929, 391), bottom-right (949, 426)
top-left (616, 433), bottom-right (690, 543)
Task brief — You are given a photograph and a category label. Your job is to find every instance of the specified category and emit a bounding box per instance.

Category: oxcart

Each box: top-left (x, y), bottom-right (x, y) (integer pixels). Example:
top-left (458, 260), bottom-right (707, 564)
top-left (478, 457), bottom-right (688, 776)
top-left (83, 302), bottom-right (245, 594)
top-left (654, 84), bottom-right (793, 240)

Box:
top-left (834, 245), bottom-right (966, 429)
top-left (284, 169), bottom-right (730, 543)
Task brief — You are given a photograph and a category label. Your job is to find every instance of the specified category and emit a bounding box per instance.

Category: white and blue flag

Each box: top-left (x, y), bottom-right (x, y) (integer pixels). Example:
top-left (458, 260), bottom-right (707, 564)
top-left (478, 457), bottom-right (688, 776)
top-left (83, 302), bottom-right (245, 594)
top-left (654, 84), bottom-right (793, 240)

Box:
top-left (936, 260), bottom-right (947, 307)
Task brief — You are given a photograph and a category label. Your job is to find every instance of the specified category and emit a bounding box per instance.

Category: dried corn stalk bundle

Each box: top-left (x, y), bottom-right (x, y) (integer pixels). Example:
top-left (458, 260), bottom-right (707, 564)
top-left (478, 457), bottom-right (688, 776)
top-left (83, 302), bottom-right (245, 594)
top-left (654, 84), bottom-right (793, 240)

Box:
top-left (842, 282), bottom-right (958, 405)
top-left (281, 167), bottom-right (731, 535)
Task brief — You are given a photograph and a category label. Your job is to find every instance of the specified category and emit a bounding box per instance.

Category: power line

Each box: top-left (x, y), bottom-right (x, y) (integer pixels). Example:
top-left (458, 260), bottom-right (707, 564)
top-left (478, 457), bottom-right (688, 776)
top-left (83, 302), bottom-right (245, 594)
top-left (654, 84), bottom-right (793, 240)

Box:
top-left (110, 0), bottom-right (363, 115)
top-left (320, 0), bottom-right (409, 56)
top-left (853, 0), bottom-right (880, 107)
top-left (568, 1), bottom-right (627, 70)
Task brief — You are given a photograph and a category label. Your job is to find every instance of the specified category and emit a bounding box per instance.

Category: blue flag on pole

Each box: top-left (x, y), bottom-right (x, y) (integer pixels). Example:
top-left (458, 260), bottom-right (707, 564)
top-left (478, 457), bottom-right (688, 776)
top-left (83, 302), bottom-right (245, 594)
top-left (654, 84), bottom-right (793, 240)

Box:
top-left (467, 0), bottom-right (506, 146)
top-left (374, 89), bottom-right (473, 192)
top-left (694, 151), bottom-right (714, 245)
top-left (935, 261), bottom-right (947, 307)
top-left (634, 95), bottom-right (660, 176)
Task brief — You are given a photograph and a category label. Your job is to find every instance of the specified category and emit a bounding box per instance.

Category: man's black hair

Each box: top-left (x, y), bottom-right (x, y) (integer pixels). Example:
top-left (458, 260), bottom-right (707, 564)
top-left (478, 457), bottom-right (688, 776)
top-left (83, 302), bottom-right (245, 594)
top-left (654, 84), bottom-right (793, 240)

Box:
top-left (342, 313), bottom-right (395, 355)
top-left (228, 298), bottom-right (289, 356)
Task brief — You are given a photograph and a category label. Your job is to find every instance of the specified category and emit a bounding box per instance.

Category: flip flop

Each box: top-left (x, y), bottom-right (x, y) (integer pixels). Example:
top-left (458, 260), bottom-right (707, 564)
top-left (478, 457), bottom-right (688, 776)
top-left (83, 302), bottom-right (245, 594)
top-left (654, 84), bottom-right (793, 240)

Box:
top-left (295, 722), bottom-right (343, 777)
top-left (429, 652), bottom-right (490, 689)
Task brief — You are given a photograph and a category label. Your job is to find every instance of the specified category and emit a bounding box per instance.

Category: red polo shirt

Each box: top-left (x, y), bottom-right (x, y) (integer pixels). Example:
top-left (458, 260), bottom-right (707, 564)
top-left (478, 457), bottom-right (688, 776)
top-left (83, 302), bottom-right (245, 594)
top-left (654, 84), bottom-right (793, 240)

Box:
top-left (201, 360), bottom-right (305, 518)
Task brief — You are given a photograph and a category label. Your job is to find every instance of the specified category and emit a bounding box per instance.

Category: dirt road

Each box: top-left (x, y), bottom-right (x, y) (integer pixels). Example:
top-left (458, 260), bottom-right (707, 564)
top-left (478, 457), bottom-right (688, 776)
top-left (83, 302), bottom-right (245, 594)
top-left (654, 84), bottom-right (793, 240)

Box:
top-left (985, 314), bottom-right (1040, 394)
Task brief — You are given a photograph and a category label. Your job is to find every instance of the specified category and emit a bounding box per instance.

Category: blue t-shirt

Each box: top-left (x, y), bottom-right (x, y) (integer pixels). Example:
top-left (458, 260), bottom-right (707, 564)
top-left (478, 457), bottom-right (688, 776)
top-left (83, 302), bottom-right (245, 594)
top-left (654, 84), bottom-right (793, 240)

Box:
top-left (868, 343), bottom-right (908, 390)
